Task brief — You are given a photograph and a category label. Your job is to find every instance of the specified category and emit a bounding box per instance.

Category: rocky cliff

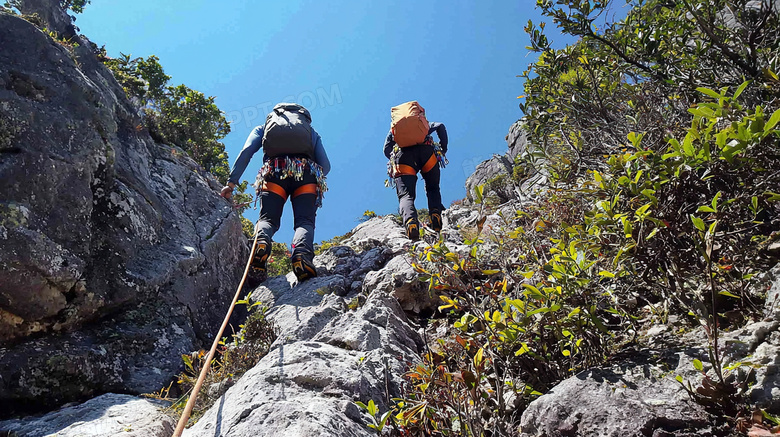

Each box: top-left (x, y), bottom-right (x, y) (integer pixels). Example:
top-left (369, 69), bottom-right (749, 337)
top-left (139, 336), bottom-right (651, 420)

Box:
top-left (1, 3), bottom-right (779, 436)
top-left (0, 8), bottom-right (246, 416)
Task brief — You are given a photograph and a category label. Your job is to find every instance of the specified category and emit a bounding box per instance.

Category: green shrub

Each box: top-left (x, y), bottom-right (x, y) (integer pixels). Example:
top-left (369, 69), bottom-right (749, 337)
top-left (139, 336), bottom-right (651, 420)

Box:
top-left (381, 1), bottom-right (780, 433)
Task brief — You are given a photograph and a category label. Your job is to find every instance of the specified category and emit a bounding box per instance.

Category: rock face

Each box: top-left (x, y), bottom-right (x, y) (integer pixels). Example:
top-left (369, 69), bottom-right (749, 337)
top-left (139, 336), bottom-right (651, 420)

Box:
top-left (518, 352), bottom-right (715, 437)
top-left (0, 393), bottom-right (175, 437)
top-left (464, 120), bottom-right (532, 203)
top-left (0, 11), bottom-right (246, 416)
top-left (183, 247), bottom-right (424, 437)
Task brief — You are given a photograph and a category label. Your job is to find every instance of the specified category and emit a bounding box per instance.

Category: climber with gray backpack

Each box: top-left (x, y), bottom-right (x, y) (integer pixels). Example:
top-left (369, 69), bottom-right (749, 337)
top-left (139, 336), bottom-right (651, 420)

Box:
top-left (384, 101), bottom-right (448, 241)
top-left (220, 103), bottom-right (330, 282)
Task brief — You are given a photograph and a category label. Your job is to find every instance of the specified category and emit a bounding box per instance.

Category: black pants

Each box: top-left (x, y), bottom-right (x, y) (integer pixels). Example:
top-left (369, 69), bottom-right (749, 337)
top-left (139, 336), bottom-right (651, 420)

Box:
top-left (255, 170), bottom-right (318, 262)
top-left (394, 143), bottom-right (444, 224)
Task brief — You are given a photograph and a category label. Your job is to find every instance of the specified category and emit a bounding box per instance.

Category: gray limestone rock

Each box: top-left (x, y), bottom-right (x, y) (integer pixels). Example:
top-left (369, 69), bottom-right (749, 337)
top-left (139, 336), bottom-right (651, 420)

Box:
top-left (0, 393), bottom-right (175, 437)
top-left (762, 263), bottom-right (780, 320)
top-left (340, 216), bottom-right (410, 254)
top-left (0, 12), bottom-right (246, 415)
top-left (362, 254), bottom-right (439, 314)
top-left (182, 292), bottom-right (422, 437)
top-left (519, 353), bottom-right (714, 437)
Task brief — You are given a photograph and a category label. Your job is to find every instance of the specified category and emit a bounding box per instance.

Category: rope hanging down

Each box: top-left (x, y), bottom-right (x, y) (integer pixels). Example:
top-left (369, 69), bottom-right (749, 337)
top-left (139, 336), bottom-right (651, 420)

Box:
top-left (172, 231), bottom-right (261, 436)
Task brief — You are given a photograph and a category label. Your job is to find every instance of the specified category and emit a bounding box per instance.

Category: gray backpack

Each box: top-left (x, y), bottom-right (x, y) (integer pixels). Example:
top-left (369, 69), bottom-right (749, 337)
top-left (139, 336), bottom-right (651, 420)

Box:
top-left (262, 103), bottom-right (315, 159)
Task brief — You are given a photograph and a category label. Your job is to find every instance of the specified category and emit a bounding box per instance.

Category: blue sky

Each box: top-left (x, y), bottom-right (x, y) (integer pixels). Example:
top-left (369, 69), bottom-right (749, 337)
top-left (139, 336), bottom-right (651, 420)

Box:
top-left (75, 1), bottom-right (560, 244)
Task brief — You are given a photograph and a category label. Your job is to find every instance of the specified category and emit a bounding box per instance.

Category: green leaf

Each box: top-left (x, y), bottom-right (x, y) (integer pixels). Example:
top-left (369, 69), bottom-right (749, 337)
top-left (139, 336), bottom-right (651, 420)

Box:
top-left (697, 206), bottom-right (716, 213)
top-left (765, 108), bottom-right (780, 134)
top-left (599, 271), bottom-right (615, 278)
top-left (676, 375), bottom-right (684, 383)
top-left (718, 290), bottom-right (740, 299)
top-left (711, 191), bottom-right (722, 210)
top-left (691, 215), bottom-right (706, 232)
top-left (562, 349), bottom-right (571, 356)
top-left (646, 227), bottom-right (659, 240)
top-left (635, 203), bottom-right (652, 218)
top-left (696, 87), bottom-right (722, 100)
top-left (733, 81), bottom-right (750, 99)
top-left (692, 359), bottom-right (704, 372)
top-left (682, 133), bottom-right (695, 157)
top-left (515, 343), bottom-right (531, 356)
top-left (765, 192), bottom-right (780, 202)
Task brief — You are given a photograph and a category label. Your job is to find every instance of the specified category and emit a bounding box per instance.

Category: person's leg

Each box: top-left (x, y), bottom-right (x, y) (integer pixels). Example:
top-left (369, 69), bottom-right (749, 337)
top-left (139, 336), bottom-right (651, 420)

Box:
top-left (421, 149), bottom-right (444, 232)
top-left (251, 175), bottom-right (288, 278)
top-left (289, 174), bottom-right (318, 280)
top-left (394, 149), bottom-right (421, 240)
top-left (395, 174), bottom-right (419, 224)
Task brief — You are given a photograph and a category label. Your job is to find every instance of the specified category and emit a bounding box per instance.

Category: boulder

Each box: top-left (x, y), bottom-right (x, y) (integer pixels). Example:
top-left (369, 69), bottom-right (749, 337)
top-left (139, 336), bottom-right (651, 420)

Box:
top-left (0, 393), bottom-right (175, 437)
top-left (519, 351), bottom-right (715, 437)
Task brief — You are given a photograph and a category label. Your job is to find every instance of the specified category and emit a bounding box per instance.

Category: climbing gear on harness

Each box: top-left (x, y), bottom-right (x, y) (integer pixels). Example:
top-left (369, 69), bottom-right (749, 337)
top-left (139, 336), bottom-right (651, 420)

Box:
top-left (391, 101), bottom-right (429, 147)
top-left (430, 211), bottom-right (443, 232)
top-left (172, 230), bottom-right (263, 437)
top-left (262, 103), bottom-right (315, 159)
top-left (255, 156), bottom-right (328, 207)
top-left (292, 253), bottom-right (318, 281)
top-left (433, 142), bottom-right (449, 169)
top-left (405, 217), bottom-right (420, 241)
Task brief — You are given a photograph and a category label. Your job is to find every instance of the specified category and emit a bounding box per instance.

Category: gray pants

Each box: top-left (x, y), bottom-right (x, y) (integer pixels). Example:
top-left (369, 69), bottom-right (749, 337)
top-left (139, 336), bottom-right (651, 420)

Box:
top-left (394, 143), bottom-right (444, 224)
top-left (255, 170), bottom-right (318, 262)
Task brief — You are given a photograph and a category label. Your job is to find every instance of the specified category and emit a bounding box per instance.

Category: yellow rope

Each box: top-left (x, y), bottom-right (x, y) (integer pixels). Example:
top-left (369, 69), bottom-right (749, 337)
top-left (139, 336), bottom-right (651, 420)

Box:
top-left (172, 230), bottom-right (260, 436)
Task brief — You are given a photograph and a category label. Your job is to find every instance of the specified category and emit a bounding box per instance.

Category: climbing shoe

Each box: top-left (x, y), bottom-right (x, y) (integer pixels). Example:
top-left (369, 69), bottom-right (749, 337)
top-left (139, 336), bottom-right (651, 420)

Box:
top-left (429, 211), bottom-right (443, 232)
top-left (405, 218), bottom-right (420, 241)
top-left (249, 239), bottom-right (271, 282)
top-left (292, 253), bottom-right (318, 282)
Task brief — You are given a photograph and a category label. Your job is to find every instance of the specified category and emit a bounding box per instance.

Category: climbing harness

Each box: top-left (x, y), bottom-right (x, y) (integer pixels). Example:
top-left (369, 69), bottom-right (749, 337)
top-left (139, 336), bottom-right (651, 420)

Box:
top-left (255, 156), bottom-right (328, 208)
top-left (385, 142), bottom-right (448, 188)
top-left (172, 230), bottom-right (261, 437)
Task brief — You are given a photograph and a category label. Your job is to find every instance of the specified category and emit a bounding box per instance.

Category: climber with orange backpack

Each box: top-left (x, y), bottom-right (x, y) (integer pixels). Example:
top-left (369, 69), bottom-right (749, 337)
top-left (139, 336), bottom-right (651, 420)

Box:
top-left (220, 103), bottom-right (330, 282)
top-left (384, 101), bottom-right (448, 241)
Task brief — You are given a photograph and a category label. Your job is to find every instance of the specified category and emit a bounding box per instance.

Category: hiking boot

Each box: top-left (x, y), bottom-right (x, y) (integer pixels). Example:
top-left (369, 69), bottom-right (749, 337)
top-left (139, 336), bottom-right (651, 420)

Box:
top-left (429, 211), bottom-right (443, 232)
top-left (405, 218), bottom-right (420, 241)
top-left (250, 238), bottom-right (271, 281)
top-left (291, 253), bottom-right (317, 282)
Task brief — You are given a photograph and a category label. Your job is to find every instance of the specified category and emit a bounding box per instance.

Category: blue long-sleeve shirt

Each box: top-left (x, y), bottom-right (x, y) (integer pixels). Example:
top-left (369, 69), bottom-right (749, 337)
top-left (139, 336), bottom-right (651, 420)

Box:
top-left (383, 122), bottom-right (448, 159)
top-left (228, 125), bottom-right (331, 185)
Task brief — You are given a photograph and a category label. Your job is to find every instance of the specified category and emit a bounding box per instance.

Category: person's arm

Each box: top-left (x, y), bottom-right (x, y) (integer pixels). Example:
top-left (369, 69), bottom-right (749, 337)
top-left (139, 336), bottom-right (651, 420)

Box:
top-left (383, 130), bottom-right (395, 159)
top-left (221, 126), bottom-right (263, 199)
top-left (429, 122), bottom-right (448, 154)
top-left (312, 131), bottom-right (331, 176)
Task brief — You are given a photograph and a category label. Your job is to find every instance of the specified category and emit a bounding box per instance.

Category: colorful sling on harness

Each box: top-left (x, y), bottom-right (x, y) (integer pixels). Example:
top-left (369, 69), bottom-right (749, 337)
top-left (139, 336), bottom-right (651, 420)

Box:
top-left (255, 157), bottom-right (328, 208)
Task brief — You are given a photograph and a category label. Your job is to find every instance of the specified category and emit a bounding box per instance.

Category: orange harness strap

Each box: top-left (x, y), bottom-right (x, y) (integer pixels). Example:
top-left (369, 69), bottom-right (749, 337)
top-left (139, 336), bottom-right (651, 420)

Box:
top-left (292, 183), bottom-right (318, 198)
top-left (261, 181), bottom-right (288, 200)
top-left (395, 164), bottom-right (417, 177)
top-left (421, 153), bottom-right (438, 174)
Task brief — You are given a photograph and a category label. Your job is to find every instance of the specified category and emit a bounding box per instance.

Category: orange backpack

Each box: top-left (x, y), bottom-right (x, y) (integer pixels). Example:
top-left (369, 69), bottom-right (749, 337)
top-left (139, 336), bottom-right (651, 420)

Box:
top-left (391, 101), bottom-right (429, 148)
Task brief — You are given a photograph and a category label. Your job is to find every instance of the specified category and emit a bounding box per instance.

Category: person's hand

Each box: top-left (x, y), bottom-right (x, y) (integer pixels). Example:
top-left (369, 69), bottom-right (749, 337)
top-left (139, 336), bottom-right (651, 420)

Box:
top-left (220, 185), bottom-right (234, 200)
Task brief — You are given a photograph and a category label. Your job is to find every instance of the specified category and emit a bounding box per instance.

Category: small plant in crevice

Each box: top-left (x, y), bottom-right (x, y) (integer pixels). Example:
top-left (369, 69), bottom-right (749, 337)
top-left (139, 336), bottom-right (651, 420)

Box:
top-left (146, 299), bottom-right (277, 427)
top-left (266, 242), bottom-right (292, 277)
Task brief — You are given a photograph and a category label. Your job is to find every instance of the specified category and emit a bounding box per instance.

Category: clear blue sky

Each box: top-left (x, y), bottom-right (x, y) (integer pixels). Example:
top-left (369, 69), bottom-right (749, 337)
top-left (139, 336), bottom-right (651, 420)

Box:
top-left (75, 1), bottom-right (562, 244)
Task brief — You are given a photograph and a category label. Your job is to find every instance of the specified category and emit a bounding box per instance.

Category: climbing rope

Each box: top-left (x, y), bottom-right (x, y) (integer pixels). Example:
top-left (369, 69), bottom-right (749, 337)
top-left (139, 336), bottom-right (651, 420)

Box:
top-left (172, 229), bottom-right (260, 436)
